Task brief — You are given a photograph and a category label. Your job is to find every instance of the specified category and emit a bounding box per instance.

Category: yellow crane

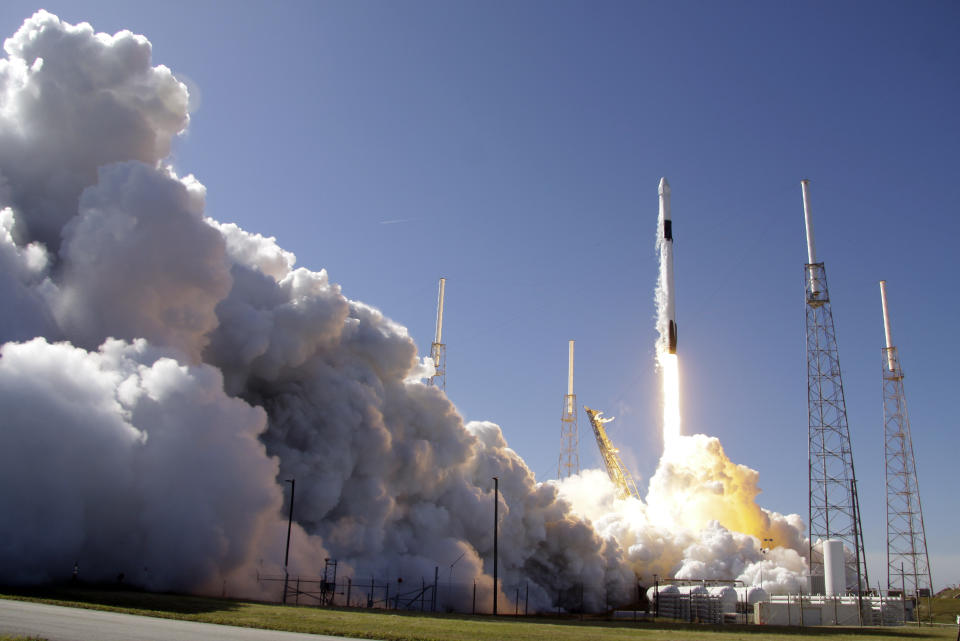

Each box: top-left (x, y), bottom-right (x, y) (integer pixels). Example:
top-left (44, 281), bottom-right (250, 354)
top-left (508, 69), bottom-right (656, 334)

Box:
top-left (584, 406), bottom-right (641, 501)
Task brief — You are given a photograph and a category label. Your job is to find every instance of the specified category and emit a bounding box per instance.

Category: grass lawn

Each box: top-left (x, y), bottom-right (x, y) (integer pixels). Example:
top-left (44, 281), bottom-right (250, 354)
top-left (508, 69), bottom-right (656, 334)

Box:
top-left (1, 586), bottom-right (957, 641)
top-left (919, 590), bottom-right (960, 625)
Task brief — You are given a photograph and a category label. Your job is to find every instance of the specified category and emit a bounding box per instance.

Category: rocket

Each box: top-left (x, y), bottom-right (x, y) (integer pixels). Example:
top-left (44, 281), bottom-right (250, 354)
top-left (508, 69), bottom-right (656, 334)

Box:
top-left (659, 177), bottom-right (677, 354)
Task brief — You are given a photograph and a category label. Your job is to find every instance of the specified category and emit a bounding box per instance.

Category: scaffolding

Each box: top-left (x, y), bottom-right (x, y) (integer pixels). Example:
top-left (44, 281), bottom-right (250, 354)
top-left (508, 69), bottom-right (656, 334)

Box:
top-left (880, 282), bottom-right (932, 600)
top-left (558, 340), bottom-right (579, 478)
top-left (801, 180), bottom-right (867, 591)
top-left (584, 407), bottom-right (640, 500)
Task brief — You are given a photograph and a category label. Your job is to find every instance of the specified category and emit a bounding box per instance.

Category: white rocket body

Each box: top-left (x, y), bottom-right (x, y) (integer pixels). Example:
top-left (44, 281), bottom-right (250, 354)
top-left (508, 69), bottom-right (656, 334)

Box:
top-left (659, 177), bottom-right (677, 354)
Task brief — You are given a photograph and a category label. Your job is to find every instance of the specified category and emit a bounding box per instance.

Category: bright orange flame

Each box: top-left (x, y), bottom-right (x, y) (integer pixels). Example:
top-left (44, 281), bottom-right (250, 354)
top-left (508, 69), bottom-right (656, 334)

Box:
top-left (661, 352), bottom-right (681, 448)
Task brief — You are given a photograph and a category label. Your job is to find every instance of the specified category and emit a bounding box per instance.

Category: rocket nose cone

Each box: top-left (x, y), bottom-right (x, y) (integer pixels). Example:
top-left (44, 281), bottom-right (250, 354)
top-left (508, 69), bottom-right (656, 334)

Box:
top-left (659, 177), bottom-right (670, 195)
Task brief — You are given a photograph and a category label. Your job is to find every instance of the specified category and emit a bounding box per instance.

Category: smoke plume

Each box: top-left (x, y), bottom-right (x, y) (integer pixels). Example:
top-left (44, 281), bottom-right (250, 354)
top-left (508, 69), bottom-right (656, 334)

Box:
top-left (0, 11), bottom-right (631, 610)
top-left (0, 11), bottom-right (807, 609)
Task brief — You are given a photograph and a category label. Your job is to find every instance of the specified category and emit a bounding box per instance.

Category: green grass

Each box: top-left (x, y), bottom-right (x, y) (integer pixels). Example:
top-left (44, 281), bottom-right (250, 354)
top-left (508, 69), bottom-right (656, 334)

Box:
top-left (0, 636), bottom-right (47, 641)
top-left (918, 593), bottom-right (960, 625)
top-left (1, 586), bottom-right (957, 641)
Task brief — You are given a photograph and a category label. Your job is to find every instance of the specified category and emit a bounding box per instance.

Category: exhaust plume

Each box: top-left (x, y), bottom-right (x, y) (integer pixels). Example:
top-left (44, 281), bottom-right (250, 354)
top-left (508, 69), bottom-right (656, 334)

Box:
top-left (0, 11), bottom-right (807, 607)
top-left (0, 11), bottom-right (632, 610)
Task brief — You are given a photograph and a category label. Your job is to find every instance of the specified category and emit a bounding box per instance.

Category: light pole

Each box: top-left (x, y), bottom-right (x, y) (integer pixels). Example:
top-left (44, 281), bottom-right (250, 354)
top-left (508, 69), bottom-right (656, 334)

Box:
top-left (760, 537), bottom-right (773, 590)
top-left (492, 476), bottom-right (499, 616)
top-left (449, 551), bottom-right (465, 583)
top-left (282, 478), bottom-right (295, 604)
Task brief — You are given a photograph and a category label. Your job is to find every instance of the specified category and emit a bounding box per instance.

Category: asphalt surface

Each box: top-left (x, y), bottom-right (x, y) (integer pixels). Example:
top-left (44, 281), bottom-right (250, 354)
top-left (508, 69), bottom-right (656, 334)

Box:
top-left (0, 598), bottom-right (370, 641)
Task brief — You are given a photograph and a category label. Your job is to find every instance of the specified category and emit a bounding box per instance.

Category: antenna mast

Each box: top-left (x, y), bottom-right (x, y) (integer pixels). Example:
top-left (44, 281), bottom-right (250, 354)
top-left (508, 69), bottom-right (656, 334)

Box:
top-left (801, 180), bottom-right (868, 592)
top-left (429, 278), bottom-right (447, 390)
top-left (558, 340), bottom-right (579, 478)
top-left (880, 281), bottom-right (932, 604)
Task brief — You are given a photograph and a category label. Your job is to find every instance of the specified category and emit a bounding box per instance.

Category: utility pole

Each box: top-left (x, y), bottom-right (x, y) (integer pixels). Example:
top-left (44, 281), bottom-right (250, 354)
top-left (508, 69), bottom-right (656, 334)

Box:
top-left (492, 476), bottom-right (499, 615)
top-left (283, 478), bottom-right (295, 604)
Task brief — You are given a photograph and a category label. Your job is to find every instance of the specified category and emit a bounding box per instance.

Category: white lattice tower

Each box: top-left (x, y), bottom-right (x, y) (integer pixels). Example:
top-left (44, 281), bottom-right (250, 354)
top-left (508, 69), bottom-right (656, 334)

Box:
top-left (802, 180), bottom-right (868, 591)
top-left (880, 281), bottom-right (932, 598)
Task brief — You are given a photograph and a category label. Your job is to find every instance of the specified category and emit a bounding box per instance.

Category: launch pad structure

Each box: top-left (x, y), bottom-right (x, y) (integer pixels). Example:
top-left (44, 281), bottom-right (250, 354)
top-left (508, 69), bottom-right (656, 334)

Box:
top-left (584, 407), bottom-right (641, 500)
top-left (801, 180), bottom-right (868, 591)
top-left (429, 278), bottom-right (446, 390)
top-left (879, 281), bottom-right (932, 600)
top-left (558, 340), bottom-right (580, 478)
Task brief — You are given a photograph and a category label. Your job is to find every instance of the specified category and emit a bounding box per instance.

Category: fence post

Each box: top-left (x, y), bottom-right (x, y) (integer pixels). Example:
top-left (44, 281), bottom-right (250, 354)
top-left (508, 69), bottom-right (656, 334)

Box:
top-left (433, 566), bottom-right (439, 612)
top-left (472, 580), bottom-right (476, 615)
top-left (525, 582), bottom-right (529, 616)
top-left (295, 577), bottom-right (300, 605)
top-left (347, 578), bottom-right (352, 608)
top-left (515, 587), bottom-right (519, 616)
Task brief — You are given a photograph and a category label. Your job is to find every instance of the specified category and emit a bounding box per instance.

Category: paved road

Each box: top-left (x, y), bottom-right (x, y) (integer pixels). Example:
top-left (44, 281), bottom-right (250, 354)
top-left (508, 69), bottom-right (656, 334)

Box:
top-left (0, 598), bottom-right (369, 641)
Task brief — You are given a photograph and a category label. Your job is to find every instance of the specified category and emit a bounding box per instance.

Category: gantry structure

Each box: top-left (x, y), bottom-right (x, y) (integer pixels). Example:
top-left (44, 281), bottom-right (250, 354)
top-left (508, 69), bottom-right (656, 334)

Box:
top-left (584, 407), bottom-right (641, 500)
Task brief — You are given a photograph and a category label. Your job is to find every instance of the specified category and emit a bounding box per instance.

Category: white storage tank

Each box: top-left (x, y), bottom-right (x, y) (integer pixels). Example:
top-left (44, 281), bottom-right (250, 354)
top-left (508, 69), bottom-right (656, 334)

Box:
top-left (707, 586), bottom-right (737, 613)
top-left (734, 586), bottom-right (770, 605)
top-left (823, 539), bottom-right (846, 596)
top-left (647, 584), bottom-right (679, 602)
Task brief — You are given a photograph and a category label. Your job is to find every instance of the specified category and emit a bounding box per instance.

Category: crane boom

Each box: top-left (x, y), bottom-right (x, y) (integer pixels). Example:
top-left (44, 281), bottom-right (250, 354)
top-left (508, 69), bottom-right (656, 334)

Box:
top-left (584, 406), bottom-right (641, 501)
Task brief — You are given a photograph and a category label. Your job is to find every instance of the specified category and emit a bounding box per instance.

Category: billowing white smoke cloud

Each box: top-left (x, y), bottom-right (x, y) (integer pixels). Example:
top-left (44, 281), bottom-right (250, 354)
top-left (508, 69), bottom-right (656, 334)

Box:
top-left (0, 337), bottom-right (298, 591)
top-left (555, 439), bottom-right (809, 595)
top-left (0, 11), bottom-right (809, 609)
top-left (0, 11), bottom-right (633, 610)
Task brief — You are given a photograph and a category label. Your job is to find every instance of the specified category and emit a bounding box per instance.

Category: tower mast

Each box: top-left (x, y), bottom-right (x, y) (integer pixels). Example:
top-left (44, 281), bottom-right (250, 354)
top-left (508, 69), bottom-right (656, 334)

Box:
top-left (429, 278), bottom-right (447, 390)
top-left (802, 180), bottom-right (868, 592)
top-left (558, 340), bottom-right (579, 478)
top-left (880, 281), bottom-right (932, 603)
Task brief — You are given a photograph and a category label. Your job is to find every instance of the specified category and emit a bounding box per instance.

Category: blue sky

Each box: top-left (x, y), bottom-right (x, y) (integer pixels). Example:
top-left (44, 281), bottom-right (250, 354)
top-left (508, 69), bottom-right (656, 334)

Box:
top-left (2, 1), bottom-right (957, 589)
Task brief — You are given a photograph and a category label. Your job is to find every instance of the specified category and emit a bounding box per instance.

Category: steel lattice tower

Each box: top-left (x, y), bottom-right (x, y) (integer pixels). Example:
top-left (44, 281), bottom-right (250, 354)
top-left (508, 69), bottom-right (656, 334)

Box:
top-left (880, 281), bottom-right (932, 598)
top-left (801, 180), bottom-right (868, 591)
top-left (558, 340), bottom-right (579, 478)
top-left (429, 278), bottom-right (446, 390)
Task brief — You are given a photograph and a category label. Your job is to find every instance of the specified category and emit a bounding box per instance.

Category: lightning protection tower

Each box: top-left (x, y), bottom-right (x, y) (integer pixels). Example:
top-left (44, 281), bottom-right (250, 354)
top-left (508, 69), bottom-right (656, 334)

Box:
top-left (879, 281), bottom-right (932, 600)
top-left (558, 340), bottom-right (579, 478)
top-left (801, 180), bottom-right (868, 592)
top-left (429, 278), bottom-right (446, 390)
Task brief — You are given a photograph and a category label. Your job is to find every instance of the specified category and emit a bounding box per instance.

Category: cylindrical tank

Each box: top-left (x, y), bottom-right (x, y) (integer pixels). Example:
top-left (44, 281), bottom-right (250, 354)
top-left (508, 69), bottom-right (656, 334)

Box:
top-left (823, 539), bottom-right (846, 596)
top-left (675, 585), bottom-right (707, 595)
top-left (734, 586), bottom-right (770, 605)
top-left (707, 586), bottom-right (737, 612)
top-left (647, 584), bottom-right (679, 602)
